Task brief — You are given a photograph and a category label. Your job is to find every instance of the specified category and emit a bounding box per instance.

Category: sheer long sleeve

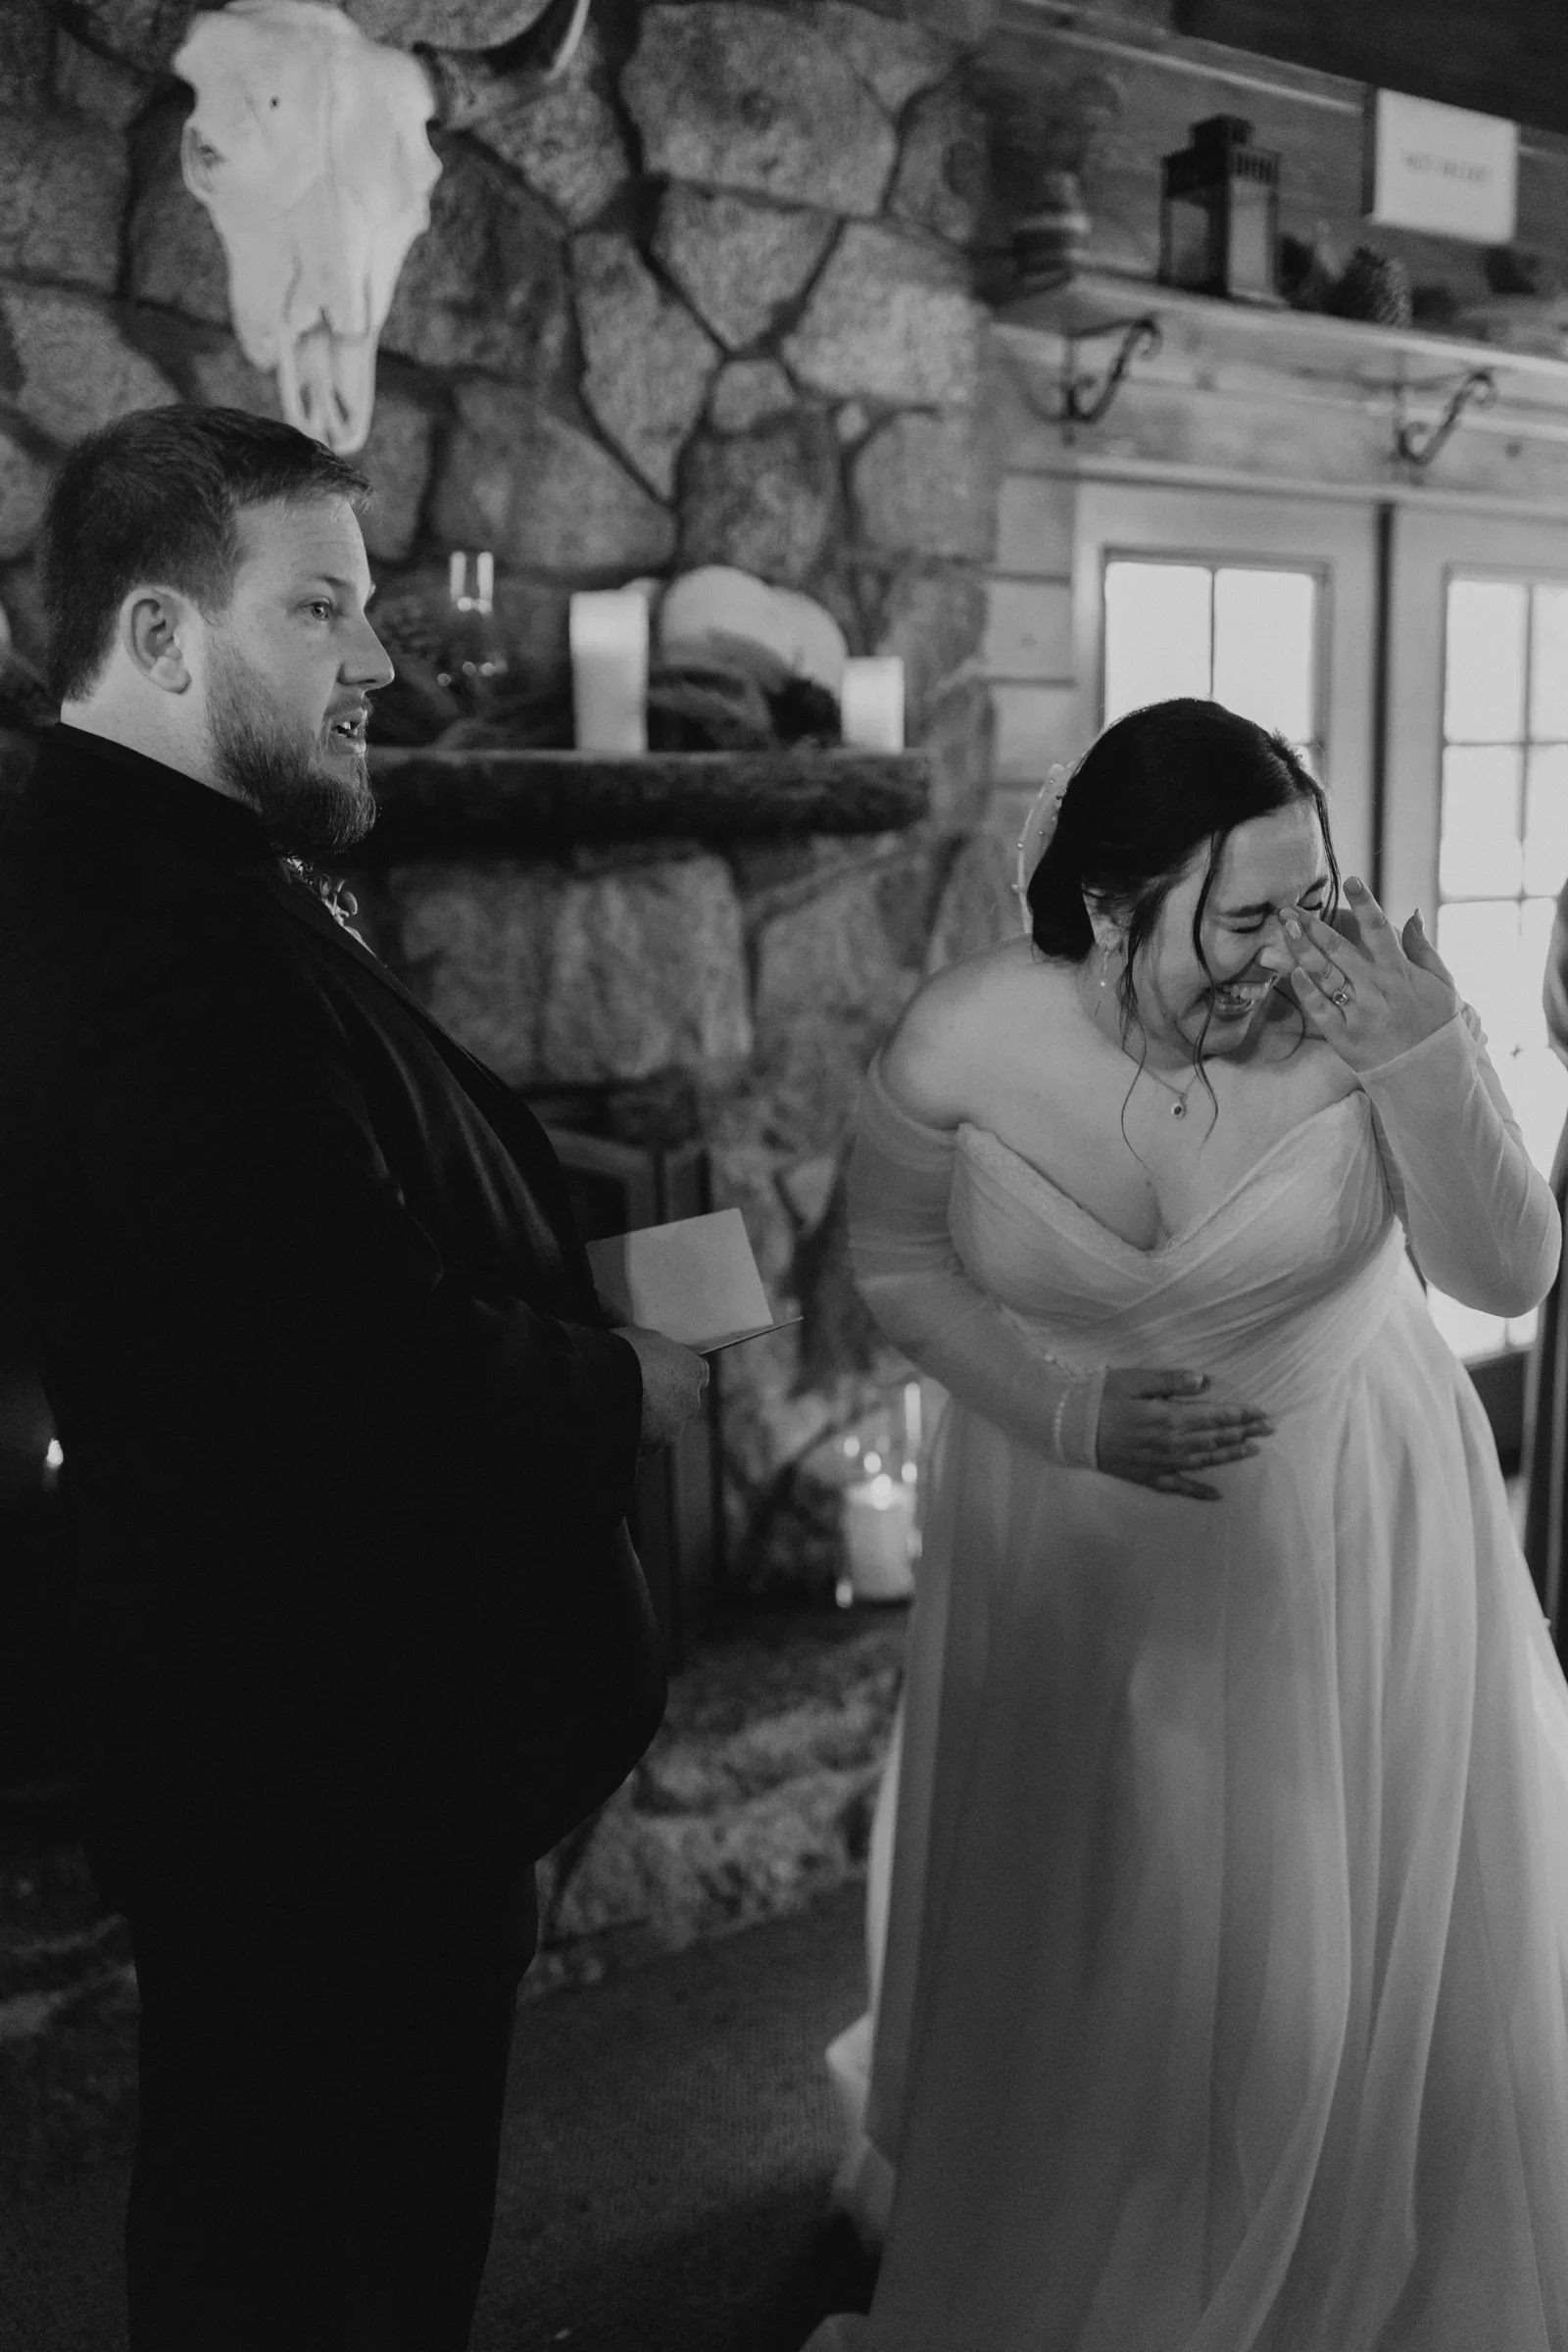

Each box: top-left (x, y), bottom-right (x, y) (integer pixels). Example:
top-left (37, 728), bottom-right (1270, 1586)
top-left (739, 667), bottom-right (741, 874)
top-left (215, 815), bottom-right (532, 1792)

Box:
top-left (846, 1056), bottom-right (1106, 1468)
top-left (1544, 886), bottom-right (1568, 1071)
top-left (1360, 1004), bottom-right (1561, 1318)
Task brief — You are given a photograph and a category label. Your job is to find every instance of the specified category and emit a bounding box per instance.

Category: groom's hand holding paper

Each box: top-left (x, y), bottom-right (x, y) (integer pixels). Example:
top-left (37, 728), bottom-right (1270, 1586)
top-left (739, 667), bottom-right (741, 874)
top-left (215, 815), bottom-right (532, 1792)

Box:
top-left (589, 1207), bottom-right (797, 1353)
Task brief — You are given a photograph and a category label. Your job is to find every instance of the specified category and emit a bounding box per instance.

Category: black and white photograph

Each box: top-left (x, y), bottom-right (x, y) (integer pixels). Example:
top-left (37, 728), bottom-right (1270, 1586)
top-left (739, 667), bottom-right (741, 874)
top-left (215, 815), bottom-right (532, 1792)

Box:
top-left (5, 0), bottom-right (1568, 2346)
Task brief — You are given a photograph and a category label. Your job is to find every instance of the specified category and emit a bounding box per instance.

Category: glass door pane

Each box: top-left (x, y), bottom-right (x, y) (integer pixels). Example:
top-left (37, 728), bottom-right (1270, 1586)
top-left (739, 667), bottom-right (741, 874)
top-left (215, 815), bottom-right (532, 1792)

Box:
top-left (1212, 568), bottom-right (1317, 746)
top-left (1424, 567), bottom-right (1568, 1362)
top-left (1102, 562), bottom-right (1212, 717)
top-left (1102, 556), bottom-right (1321, 764)
top-left (1076, 484), bottom-right (1378, 886)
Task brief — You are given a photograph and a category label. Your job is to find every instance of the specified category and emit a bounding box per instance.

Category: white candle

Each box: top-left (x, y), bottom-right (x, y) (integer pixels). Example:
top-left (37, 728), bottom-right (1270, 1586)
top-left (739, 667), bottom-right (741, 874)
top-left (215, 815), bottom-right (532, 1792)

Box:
top-left (843, 1472), bottom-right (915, 1602)
top-left (448, 549), bottom-right (494, 613)
top-left (570, 589), bottom-right (650, 755)
top-left (840, 656), bottom-right (906, 752)
top-left (904, 1379), bottom-right (922, 1458)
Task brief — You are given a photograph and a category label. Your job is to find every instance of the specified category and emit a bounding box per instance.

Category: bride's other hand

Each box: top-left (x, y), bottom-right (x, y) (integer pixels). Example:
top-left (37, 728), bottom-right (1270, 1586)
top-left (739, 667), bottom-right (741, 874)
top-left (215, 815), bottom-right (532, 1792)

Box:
top-left (1096, 1367), bottom-right (1274, 1502)
top-left (1277, 878), bottom-right (1460, 1072)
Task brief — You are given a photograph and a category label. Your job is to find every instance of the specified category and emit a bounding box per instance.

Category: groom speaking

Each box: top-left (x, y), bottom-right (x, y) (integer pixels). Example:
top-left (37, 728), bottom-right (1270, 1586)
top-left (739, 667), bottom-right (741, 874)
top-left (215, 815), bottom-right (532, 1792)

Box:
top-left (0, 406), bottom-right (708, 2349)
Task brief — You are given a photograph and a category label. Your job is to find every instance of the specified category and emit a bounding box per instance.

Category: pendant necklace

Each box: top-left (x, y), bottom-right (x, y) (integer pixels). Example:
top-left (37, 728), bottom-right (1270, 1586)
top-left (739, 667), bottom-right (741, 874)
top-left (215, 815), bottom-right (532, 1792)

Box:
top-left (1135, 1059), bottom-right (1201, 1120)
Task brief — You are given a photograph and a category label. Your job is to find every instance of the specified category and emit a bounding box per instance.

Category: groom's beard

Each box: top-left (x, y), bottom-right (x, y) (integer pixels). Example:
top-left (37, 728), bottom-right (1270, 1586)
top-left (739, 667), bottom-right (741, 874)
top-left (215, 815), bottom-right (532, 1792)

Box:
top-left (206, 641), bottom-right (376, 860)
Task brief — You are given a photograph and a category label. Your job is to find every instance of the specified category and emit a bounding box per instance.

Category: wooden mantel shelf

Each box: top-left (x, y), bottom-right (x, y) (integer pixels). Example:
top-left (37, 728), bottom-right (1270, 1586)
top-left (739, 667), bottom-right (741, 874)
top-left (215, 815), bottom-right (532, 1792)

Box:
top-left (992, 271), bottom-right (1568, 459)
top-left (359, 746), bottom-right (931, 860)
top-left (996, 270), bottom-right (1568, 400)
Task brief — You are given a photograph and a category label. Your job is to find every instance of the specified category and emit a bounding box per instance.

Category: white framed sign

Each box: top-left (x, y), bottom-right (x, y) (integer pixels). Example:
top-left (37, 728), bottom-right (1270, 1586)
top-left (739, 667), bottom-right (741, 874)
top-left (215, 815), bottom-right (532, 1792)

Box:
top-left (1365, 89), bottom-right (1517, 244)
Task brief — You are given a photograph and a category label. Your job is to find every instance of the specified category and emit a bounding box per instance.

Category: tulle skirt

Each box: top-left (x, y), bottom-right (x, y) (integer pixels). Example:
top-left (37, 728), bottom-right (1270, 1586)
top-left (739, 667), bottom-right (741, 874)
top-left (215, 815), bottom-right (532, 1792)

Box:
top-left (807, 1271), bottom-right (1568, 2350)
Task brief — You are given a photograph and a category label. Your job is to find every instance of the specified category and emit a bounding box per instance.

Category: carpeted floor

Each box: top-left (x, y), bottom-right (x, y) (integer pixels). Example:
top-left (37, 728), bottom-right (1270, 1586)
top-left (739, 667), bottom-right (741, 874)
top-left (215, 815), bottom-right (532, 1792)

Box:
top-left (0, 1880), bottom-right (880, 2352)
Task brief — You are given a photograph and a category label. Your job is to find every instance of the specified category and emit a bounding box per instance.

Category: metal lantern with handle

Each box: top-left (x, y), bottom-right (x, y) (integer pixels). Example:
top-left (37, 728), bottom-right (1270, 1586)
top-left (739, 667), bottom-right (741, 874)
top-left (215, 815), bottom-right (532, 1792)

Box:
top-left (1160, 115), bottom-right (1281, 303)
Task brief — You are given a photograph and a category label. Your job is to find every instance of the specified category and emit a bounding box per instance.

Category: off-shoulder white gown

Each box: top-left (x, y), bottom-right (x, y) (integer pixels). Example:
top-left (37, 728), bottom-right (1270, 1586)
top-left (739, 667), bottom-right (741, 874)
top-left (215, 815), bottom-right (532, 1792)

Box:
top-left (808, 1009), bottom-right (1568, 2351)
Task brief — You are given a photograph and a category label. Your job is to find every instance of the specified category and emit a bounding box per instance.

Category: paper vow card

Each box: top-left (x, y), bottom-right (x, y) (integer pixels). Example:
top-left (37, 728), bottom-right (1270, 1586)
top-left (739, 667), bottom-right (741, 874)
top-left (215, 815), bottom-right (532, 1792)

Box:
top-left (586, 1208), bottom-right (794, 1353)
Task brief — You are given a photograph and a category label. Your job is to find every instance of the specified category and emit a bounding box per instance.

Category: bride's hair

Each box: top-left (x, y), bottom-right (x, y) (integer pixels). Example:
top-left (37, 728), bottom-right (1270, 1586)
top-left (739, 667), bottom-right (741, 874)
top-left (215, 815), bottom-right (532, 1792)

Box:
top-left (1025, 697), bottom-right (1342, 1119)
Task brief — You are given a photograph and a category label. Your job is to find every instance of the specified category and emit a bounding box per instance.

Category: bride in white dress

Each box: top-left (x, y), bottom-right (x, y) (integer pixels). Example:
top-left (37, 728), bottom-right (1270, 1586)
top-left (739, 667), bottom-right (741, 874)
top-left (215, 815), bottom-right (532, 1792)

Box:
top-left (806, 698), bottom-right (1568, 2351)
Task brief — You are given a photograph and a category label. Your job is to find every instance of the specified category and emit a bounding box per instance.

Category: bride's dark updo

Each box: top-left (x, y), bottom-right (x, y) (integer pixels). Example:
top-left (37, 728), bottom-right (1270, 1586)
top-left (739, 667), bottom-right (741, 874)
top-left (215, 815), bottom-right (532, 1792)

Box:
top-left (1027, 696), bottom-right (1341, 1030)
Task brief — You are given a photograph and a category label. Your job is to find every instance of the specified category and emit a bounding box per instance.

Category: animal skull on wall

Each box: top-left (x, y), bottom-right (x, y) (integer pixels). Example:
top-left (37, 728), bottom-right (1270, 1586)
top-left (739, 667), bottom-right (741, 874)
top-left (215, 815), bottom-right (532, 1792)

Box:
top-left (173, 0), bottom-right (443, 454)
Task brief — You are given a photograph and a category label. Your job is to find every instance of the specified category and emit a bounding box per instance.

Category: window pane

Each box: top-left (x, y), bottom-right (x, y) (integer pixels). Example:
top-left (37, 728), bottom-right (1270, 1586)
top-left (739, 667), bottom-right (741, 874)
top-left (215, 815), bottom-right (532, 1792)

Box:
top-left (1432, 572), bottom-right (1568, 1366)
top-left (1509, 1040), bottom-right (1568, 1176)
top-left (1438, 899), bottom-right (1526, 1056)
top-left (1212, 568), bottom-right (1316, 745)
top-left (1103, 563), bottom-right (1212, 723)
top-left (1445, 577), bottom-right (1528, 743)
top-left (1531, 585), bottom-right (1568, 740)
top-left (1524, 745), bottom-right (1568, 897)
top-left (1439, 746), bottom-right (1523, 898)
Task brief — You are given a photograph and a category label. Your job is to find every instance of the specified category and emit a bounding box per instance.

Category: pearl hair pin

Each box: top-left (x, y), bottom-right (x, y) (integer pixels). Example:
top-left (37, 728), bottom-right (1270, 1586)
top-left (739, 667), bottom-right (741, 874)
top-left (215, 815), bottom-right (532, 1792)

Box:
top-left (1014, 761), bottom-right (1072, 930)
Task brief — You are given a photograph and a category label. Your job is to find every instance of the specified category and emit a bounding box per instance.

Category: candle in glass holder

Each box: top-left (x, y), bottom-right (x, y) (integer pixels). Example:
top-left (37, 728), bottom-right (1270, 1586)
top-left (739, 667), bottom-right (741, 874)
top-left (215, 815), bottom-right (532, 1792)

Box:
top-left (570, 589), bottom-right (649, 754)
top-left (444, 550), bottom-right (508, 704)
top-left (843, 1471), bottom-right (916, 1602)
top-left (840, 656), bottom-right (906, 752)
top-left (448, 550), bottom-right (493, 613)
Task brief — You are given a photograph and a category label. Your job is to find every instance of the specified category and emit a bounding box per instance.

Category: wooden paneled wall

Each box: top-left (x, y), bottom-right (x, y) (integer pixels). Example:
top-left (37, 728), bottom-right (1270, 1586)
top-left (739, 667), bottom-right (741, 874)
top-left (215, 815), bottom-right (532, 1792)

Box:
top-left (982, 2), bottom-right (1568, 804)
top-left (998, 0), bottom-right (1568, 316)
top-left (984, 472), bottom-right (1080, 793)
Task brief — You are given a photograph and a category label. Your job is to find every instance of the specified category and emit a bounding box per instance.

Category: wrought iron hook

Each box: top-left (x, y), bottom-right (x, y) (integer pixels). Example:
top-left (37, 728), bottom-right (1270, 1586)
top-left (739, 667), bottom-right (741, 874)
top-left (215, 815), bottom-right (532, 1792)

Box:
top-left (1063, 317), bottom-right (1162, 427)
top-left (1396, 368), bottom-right (1497, 470)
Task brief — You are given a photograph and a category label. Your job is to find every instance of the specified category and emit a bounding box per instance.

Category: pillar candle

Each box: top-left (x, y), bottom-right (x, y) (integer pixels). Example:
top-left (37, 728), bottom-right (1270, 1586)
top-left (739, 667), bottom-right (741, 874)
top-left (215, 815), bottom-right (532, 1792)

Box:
top-left (843, 1472), bottom-right (916, 1602)
top-left (840, 656), bottom-right (906, 752)
top-left (570, 589), bottom-right (650, 755)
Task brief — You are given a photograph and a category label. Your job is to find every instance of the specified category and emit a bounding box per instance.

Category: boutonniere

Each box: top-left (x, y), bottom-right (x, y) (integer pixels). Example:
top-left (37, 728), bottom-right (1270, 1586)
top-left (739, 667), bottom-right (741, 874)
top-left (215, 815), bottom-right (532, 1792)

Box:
top-left (283, 858), bottom-right (369, 947)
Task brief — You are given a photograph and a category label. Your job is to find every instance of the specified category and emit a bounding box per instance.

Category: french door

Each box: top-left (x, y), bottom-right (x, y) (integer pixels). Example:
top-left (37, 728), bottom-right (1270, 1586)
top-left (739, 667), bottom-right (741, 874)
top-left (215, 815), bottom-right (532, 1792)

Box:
top-left (1384, 506), bottom-right (1568, 1376)
top-left (1060, 479), bottom-right (1566, 1452)
top-left (1071, 481), bottom-right (1382, 884)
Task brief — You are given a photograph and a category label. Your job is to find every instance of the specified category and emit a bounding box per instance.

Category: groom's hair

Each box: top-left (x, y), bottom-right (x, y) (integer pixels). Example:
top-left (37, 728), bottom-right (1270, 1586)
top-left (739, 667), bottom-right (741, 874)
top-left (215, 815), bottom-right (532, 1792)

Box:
top-left (40, 406), bottom-right (371, 705)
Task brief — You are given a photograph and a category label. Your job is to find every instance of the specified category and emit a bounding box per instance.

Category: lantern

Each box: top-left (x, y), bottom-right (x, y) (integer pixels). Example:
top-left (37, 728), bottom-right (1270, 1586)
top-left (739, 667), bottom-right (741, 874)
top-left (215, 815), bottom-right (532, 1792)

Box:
top-left (1159, 116), bottom-right (1281, 303)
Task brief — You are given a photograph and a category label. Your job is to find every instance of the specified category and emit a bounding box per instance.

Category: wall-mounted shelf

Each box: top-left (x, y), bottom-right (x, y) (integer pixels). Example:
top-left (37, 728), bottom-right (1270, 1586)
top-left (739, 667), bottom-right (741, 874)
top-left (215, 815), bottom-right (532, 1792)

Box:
top-left (993, 272), bottom-right (1568, 470)
top-left (997, 271), bottom-right (1568, 395)
top-left (359, 747), bottom-right (931, 862)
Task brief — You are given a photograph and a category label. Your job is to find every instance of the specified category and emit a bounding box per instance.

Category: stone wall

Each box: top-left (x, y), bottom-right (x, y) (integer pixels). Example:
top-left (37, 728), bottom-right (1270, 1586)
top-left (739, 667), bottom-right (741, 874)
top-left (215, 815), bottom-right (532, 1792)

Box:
top-left (0, 0), bottom-right (1018, 1600)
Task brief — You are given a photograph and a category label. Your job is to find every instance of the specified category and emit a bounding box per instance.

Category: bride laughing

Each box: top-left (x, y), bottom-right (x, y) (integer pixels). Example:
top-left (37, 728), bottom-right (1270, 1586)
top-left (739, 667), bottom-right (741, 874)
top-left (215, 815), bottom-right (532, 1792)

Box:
top-left (808, 698), bottom-right (1568, 2351)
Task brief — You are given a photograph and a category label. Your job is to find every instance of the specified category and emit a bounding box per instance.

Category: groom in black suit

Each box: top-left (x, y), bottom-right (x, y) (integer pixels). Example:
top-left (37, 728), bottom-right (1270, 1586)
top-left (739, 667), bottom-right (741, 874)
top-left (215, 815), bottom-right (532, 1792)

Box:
top-left (0, 406), bottom-right (708, 2349)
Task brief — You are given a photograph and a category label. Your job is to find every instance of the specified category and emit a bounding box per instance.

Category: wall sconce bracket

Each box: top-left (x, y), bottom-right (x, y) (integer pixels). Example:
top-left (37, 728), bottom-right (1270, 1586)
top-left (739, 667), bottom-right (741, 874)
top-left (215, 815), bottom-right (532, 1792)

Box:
top-left (1061, 316), bottom-right (1163, 428)
top-left (1396, 368), bottom-right (1497, 470)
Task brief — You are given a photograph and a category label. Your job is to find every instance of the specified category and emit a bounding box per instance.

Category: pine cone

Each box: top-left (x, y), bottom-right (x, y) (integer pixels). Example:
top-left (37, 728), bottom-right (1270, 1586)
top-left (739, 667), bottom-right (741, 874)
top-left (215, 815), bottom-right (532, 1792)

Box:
top-left (1329, 247), bottom-right (1413, 327)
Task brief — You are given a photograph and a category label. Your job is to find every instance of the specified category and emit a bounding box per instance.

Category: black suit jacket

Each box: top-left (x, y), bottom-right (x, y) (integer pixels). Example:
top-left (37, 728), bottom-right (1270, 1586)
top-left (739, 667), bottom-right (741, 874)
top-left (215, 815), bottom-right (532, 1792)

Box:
top-left (0, 727), bottom-right (662, 1968)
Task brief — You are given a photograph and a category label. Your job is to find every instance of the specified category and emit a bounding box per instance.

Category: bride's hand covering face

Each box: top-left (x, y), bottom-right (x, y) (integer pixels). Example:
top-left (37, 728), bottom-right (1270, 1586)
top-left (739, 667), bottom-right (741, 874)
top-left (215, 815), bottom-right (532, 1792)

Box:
top-left (1275, 880), bottom-right (1461, 1071)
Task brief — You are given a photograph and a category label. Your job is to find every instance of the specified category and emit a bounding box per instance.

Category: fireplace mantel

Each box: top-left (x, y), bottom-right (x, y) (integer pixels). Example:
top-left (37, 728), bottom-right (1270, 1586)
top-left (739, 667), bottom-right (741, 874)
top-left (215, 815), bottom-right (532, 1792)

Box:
top-left (357, 747), bottom-right (932, 863)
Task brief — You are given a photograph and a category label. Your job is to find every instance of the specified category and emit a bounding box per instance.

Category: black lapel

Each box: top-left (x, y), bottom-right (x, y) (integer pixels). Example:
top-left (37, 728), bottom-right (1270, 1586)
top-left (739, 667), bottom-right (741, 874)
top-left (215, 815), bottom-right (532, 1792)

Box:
top-left (258, 866), bottom-right (589, 1256)
top-left (261, 867), bottom-right (520, 1107)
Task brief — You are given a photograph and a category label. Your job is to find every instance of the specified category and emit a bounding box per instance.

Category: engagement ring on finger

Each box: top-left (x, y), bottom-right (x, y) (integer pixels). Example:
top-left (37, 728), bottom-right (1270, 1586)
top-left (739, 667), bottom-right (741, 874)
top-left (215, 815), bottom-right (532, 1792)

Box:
top-left (1329, 984), bottom-right (1353, 1008)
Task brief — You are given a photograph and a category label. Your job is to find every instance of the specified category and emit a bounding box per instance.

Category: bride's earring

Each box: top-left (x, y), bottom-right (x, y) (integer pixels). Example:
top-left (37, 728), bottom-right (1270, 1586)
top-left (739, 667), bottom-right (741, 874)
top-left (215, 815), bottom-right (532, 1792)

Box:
top-left (1099, 938), bottom-right (1113, 993)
